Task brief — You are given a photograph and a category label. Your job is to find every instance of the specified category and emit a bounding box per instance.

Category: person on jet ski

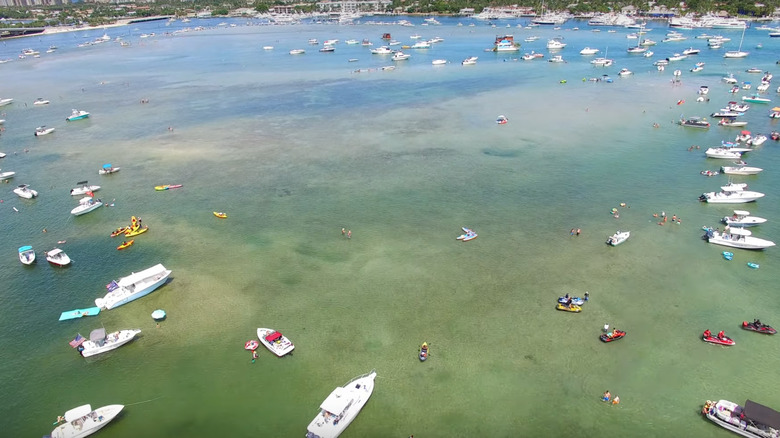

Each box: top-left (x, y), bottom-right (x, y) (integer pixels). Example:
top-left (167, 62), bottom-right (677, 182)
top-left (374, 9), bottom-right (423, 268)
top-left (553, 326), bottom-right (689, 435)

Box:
top-left (717, 330), bottom-right (725, 339)
top-left (754, 319), bottom-right (762, 327)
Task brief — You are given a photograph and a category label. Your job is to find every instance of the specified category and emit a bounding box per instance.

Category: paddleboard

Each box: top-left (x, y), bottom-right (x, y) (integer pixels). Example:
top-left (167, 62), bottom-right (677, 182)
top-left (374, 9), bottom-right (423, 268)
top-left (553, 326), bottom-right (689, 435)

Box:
top-left (59, 306), bottom-right (101, 321)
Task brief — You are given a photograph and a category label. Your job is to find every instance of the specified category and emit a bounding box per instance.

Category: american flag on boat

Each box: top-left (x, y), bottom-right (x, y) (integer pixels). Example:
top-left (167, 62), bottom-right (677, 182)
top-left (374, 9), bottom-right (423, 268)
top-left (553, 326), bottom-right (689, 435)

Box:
top-left (69, 334), bottom-right (85, 348)
top-left (106, 280), bottom-right (118, 291)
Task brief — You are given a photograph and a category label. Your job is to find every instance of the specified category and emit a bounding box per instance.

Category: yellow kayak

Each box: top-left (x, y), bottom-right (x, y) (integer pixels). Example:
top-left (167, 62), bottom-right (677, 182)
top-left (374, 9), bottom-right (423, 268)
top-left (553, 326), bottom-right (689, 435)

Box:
top-left (125, 226), bottom-right (149, 237)
top-left (117, 240), bottom-right (134, 250)
top-left (213, 212), bottom-right (227, 219)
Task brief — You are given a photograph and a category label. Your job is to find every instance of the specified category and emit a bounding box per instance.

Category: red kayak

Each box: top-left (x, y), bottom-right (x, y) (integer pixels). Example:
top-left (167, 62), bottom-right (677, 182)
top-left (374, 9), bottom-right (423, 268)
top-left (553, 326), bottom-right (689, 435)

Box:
top-left (702, 332), bottom-right (735, 346)
top-left (600, 330), bottom-right (626, 343)
top-left (742, 320), bottom-right (777, 335)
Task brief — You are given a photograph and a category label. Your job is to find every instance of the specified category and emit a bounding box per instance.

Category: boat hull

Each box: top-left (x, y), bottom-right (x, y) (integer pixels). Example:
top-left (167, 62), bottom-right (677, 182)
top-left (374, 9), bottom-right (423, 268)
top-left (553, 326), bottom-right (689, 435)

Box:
top-left (306, 371), bottom-right (376, 438)
top-left (51, 404), bottom-right (124, 438)
top-left (80, 329), bottom-right (141, 357)
top-left (257, 328), bottom-right (295, 357)
top-left (95, 264), bottom-right (171, 310)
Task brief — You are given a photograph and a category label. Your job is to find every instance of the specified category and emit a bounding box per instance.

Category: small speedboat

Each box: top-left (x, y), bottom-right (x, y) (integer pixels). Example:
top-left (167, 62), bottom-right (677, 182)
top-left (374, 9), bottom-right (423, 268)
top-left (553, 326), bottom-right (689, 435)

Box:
top-left (46, 248), bottom-right (71, 267)
top-left (606, 230), bottom-right (630, 246)
top-left (496, 115), bottom-right (508, 124)
top-left (66, 109), bottom-right (90, 121)
top-left (18, 246), bottom-right (35, 265)
top-left (13, 184), bottom-right (38, 198)
top-left (50, 404), bottom-right (124, 438)
top-left (99, 164), bottom-right (120, 175)
top-left (742, 320), bottom-right (777, 335)
top-left (34, 126), bottom-right (55, 136)
top-left (702, 331), bottom-right (735, 346)
top-left (116, 240), bottom-right (134, 250)
top-left (419, 342), bottom-right (429, 361)
top-left (600, 329), bottom-right (626, 342)
top-left (456, 227), bottom-right (477, 241)
top-left (33, 98), bottom-right (49, 105)
top-left (70, 181), bottom-right (100, 196)
top-left (0, 169), bottom-right (15, 180)
top-left (556, 303), bottom-right (582, 313)
top-left (213, 211), bottom-right (227, 218)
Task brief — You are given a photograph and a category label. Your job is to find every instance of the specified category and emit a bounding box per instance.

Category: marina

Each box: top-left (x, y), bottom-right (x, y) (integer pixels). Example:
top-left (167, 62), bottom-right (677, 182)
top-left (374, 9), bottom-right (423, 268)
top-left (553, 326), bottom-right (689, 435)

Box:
top-left (1, 14), bottom-right (780, 437)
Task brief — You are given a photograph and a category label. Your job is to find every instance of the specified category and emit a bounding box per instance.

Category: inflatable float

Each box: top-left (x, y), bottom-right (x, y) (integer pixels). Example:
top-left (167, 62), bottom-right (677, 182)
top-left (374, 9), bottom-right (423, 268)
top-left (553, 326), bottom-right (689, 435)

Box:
top-left (245, 340), bottom-right (259, 350)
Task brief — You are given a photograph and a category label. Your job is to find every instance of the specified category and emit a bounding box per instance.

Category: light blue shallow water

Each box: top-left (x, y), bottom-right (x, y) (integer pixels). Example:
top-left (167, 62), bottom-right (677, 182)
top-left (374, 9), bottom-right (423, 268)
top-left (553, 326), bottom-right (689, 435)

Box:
top-left (1, 16), bottom-right (780, 438)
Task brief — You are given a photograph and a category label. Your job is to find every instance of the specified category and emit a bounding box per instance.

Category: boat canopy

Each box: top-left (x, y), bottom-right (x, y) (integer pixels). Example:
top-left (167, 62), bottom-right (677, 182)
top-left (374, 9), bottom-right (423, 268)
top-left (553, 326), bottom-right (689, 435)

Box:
top-left (76, 180), bottom-right (88, 185)
top-left (772, 107), bottom-right (780, 112)
top-left (64, 404), bottom-right (92, 422)
top-left (744, 400), bottom-right (780, 430)
top-left (18, 245), bottom-right (32, 252)
top-left (729, 228), bottom-right (752, 236)
top-left (102, 164), bottom-right (113, 169)
top-left (320, 387), bottom-right (351, 415)
top-left (741, 130), bottom-right (751, 135)
top-left (89, 327), bottom-right (106, 341)
top-left (265, 331), bottom-right (282, 342)
top-left (733, 210), bottom-right (750, 216)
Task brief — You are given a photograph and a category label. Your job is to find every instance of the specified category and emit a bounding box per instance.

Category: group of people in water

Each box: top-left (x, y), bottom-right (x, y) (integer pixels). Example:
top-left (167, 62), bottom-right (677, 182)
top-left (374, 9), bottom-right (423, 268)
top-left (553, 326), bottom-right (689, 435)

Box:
top-left (602, 390), bottom-right (620, 405)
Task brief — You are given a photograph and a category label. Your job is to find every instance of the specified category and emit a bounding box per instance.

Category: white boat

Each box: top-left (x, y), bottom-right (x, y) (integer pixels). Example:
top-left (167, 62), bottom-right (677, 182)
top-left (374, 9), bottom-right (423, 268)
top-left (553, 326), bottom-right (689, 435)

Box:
top-left (344, 39), bottom-right (359, 45)
top-left (370, 46), bottom-right (392, 55)
top-left (257, 328), bottom-right (295, 357)
top-left (13, 184), bottom-right (38, 199)
top-left (679, 117), bottom-right (710, 129)
top-left (747, 134), bottom-right (767, 146)
top-left (18, 245), bottom-right (35, 265)
top-left (704, 227), bottom-right (775, 249)
top-left (95, 263), bottom-right (172, 310)
top-left (391, 51), bottom-right (410, 61)
top-left (644, 50), bottom-right (654, 58)
top-left (70, 181), bottom-right (101, 196)
top-left (77, 327), bottom-right (141, 357)
top-left (683, 47), bottom-right (700, 55)
top-left (70, 196), bottom-right (103, 216)
top-left (606, 230), bottom-right (630, 246)
top-left (462, 56), bottom-right (478, 66)
top-left (698, 85), bottom-right (709, 95)
top-left (667, 53), bottom-right (688, 62)
top-left (66, 109), bottom-right (90, 121)
top-left (704, 399), bottom-right (780, 438)
top-left (34, 126), bottom-right (55, 136)
top-left (591, 57), bottom-right (613, 66)
top-left (705, 148), bottom-right (742, 159)
top-left (431, 59), bottom-right (447, 65)
top-left (0, 98), bottom-right (13, 106)
top-left (548, 55), bottom-right (564, 63)
top-left (305, 370), bottom-right (377, 438)
top-left (0, 169), bottom-right (16, 180)
top-left (691, 63), bottom-right (705, 72)
top-left (723, 74), bottom-right (738, 84)
top-left (46, 248), bottom-right (71, 266)
top-left (546, 39), bottom-right (566, 50)
top-left (699, 185), bottom-right (765, 203)
top-left (618, 68), bottom-right (632, 76)
top-left (718, 119), bottom-right (748, 127)
top-left (724, 27), bottom-right (748, 58)
top-left (579, 47), bottom-right (599, 55)
top-left (410, 41), bottom-right (431, 49)
top-left (50, 404), bottom-right (124, 438)
top-left (723, 210), bottom-right (767, 227)
top-left (263, 46), bottom-right (274, 50)
top-left (720, 165), bottom-right (763, 175)
top-left (743, 95), bottom-right (771, 104)
top-left (289, 49), bottom-right (305, 55)
top-left (33, 98), bottom-right (50, 105)
top-left (98, 164), bottom-right (120, 175)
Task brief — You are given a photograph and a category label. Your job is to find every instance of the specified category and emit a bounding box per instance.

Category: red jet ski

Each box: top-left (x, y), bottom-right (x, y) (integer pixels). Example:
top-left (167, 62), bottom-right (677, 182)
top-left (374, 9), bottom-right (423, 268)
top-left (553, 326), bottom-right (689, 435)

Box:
top-left (600, 330), bottom-right (626, 343)
top-left (742, 320), bottom-right (777, 335)
top-left (702, 330), bottom-right (735, 346)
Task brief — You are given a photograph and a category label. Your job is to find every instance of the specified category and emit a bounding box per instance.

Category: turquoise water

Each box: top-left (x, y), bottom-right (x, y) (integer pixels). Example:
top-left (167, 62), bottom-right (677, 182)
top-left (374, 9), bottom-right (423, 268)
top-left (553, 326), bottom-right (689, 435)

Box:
top-left (2, 16), bottom-right (780, 437)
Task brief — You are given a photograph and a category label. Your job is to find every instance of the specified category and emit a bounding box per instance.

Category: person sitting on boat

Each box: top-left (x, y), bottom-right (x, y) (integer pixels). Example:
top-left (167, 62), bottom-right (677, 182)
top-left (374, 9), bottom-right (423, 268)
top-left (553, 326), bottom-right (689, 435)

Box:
top-left (717, 330), bottom-right (725, 339)
top-left (703, 329), bottom-right (712, 338)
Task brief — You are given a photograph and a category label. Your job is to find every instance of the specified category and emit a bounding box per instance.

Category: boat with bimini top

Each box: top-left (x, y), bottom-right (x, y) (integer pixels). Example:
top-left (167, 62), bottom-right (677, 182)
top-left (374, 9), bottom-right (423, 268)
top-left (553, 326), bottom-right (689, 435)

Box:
top-left (703, 399), bottom-right (780, 438)
top-left (257, 328), bottom-right (295, 357)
